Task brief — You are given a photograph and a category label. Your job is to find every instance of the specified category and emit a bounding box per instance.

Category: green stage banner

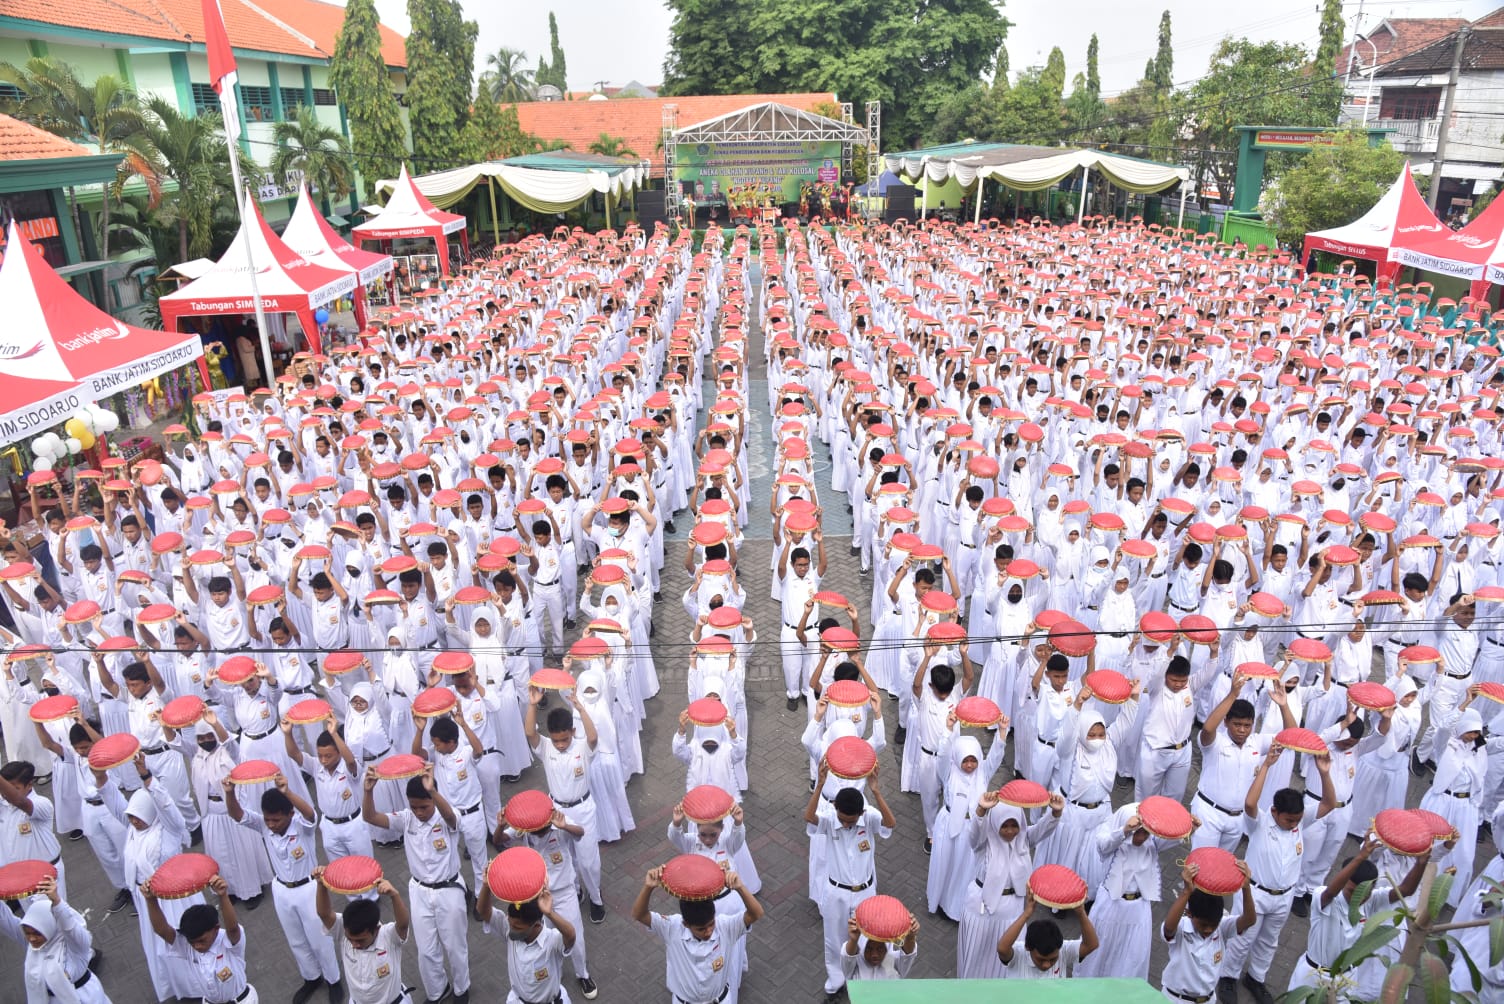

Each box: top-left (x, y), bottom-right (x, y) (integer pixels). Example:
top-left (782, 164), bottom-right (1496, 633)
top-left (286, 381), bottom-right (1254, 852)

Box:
top-left (675, 140), bottom-right (842, 203)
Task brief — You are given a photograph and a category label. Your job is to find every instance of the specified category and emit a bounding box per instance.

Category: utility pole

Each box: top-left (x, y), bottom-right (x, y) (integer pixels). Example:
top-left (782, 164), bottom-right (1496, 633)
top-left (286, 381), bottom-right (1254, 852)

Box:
top-left (1344, 0), bottom-right (1366, 93)
top-left (1428, 25), bottom-right (1469, 213)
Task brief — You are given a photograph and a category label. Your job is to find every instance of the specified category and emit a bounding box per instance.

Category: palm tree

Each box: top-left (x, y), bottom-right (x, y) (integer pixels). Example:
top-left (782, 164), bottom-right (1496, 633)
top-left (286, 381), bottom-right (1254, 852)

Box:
top-left (588, 133), bottom-right (637, 158)
top-left (270, 106), bottom-right (353, 216)
top-left (486, 47), bottom-right (535, 103)
top-left (136, 96), bottom-right (236, 263)
top-left (0, 57), bottom-right (154, 260)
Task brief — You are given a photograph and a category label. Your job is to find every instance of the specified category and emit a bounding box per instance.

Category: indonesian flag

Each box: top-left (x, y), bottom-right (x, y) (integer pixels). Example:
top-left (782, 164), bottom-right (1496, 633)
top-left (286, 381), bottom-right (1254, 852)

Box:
top-left (200, 0), bottom-right (241, 141)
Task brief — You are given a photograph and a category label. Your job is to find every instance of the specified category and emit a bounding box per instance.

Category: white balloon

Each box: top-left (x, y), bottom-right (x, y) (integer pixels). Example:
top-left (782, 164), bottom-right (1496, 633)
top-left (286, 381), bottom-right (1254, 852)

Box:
top-left (100, 412), bottom-right (120, 433)
top-left (33, 457), bottom-right (52, 472)
top-left (44, 440), bottom-right (64, 459)
top-left (66, 437), bottom-right (82, 455)
top-left (80, 412), bottom-right (100, 435)
top-left (30, 437), bottom-right (49, 456)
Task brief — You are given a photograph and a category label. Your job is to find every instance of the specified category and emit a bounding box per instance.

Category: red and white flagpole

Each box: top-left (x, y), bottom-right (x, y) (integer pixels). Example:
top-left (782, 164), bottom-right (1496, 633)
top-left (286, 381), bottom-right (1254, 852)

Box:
top-left (201, 0), bottom-right (276, 387)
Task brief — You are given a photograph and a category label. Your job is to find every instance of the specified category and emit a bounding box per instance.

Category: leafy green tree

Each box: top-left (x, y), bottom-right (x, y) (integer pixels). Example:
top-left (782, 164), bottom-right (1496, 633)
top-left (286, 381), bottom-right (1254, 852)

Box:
top-left (404, 0), bottom-right (477, 170)
top-left (1182, 38), bottom-right (1325, 207)
top-left (460, 88), bottom-right (543, 160)
top-left (270, 105), bottom-right (353, 215)
top-left (587, 133), bottom-right (637, 158)
top-left (1312, 0), bottom-right (1347, 122)
top-left (1264, 131), bottom-right (1403, 245)
top-left (1085, 34), bottom-right (1100, 98)
top-left (330, 0), bottom-right (407, 189)
top-left (0, 58), bottom-right (152, 260)
top-left (486, 47), bottom-right (535, 102)
top-left (661, 0), bottom-right (758, 96)
top-left (1147, 10), bottom-right (1173, 91)
top-left (136, 97), bottom-right (237, 262)
top-left (535, 12), bottom-right (568, 92)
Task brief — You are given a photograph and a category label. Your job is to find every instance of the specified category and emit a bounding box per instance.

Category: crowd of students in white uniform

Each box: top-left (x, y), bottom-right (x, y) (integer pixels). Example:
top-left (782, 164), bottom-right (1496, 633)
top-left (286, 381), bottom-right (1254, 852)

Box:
top-left (1, 213), bottom-right (1504, 1004)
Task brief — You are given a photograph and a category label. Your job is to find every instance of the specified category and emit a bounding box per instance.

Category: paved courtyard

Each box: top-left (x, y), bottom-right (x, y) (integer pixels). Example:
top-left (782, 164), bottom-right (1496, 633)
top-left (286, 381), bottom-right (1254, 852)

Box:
top-left (2, 262), bottom-right (1483, 1002)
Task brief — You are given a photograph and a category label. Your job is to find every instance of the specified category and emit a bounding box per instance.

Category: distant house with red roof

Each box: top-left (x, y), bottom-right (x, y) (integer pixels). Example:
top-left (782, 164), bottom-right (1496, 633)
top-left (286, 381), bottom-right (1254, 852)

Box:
top-left (503, 92), bottom-right (840, 177)
top-left (1343, 7), bottom-right (1504, 217)
top-left (0, 113), bottom-right (128, 272)
top-left (0, 0), bottom-right (407, 222)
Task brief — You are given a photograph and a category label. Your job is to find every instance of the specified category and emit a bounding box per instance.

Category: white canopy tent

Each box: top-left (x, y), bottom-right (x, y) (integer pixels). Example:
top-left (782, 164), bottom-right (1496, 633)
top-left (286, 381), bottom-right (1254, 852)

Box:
top-left (883, 142), bottom-right (1191, 223)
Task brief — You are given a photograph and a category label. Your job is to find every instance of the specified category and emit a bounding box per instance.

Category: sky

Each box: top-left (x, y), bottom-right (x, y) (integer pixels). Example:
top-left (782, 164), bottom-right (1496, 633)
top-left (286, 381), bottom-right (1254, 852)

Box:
top-left (368, 0), bottom-right (1502, 98)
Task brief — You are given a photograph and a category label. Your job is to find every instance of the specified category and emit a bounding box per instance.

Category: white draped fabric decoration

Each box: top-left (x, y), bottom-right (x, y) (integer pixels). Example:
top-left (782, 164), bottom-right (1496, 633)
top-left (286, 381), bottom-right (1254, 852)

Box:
top-left (375, 162), bottom-right (649, 213)
top-left (883, 149), bottom-right (1189, 194)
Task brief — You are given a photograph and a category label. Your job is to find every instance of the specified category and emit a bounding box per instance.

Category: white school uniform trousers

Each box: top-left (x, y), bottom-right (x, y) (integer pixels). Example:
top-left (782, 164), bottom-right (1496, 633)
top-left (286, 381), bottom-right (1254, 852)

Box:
top-left (778, 569), bottom-right (818, 701)
top-left (810, 807), bottom-right (890, 994)
top-left (1297, 733), bottom-right (1356, 897)
top-left (534, 735), bottom-right (604, 906)
top-left (391, 807), bottom-right (470, 1000)
top-left (238, 809), bottom-right (341, 985)
top-left (430, 745), bottom-right (489, 892)
top-left (1189, 731), bottom-right (1270, 852)
top-left (1220, 811), bottom-right (1302, 985)
top-left (1134, 679), bottom-right (1195, 803)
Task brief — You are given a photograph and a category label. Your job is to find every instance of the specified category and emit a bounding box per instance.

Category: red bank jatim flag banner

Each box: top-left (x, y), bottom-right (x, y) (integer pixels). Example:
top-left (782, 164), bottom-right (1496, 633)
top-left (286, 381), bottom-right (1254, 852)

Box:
top-left (200, 0), bottom-right (241, 142)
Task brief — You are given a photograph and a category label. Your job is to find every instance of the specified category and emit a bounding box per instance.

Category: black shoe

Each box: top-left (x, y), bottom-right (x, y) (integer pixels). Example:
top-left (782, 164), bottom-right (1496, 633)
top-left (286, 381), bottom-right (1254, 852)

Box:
top-left (188, 825), bottom-right (203, 847)
top-left (810, 778), bottom-right (817, 792)
top-left (67, 828), bottom-right (84, 841)
top-left (326, 979), bottom-right (347, 1004)
top-left (1241, 974), bottom-right (1273, 1004)
top-left (664, 520), bottom-right (676, 534)
top-left (501, 774), bottom-right (520, 783)
top-left (293, 978), bottom-right (323, 1004)
top-left (241, 893), bottom-right (263, 911)
top-left (106, 889), bottom-right (131, 915)
top-left (578, 976), bottom-right (599, 1000)
top-left (452, 991), bottom-right (469, 1004)
top-left (1291, 893), bottom-right (1311, 918)
top-left (922, 837), bottom-right (932, 855)
top-left (589, 900), bottom-right (606, 924)
top-left (893, 726), bottom-right (907, 745)
top-left (824, 992), bottom-right (843, 1004)
top-left (563, 618), bottom-right (576, 630)
top-left (1216, 976), bottom-right (1239, 1004)
top-left (424, 985), bottom-right (450, 1004)
top-left (787, 696), bottom-right (800, 712)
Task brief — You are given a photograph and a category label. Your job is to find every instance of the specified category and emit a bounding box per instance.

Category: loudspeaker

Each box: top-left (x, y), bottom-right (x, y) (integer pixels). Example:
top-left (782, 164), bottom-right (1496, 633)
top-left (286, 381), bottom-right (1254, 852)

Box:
top-left (637, 190), bottom-right (667, 227)
top-left (885, 184), bottom-right (915, 222)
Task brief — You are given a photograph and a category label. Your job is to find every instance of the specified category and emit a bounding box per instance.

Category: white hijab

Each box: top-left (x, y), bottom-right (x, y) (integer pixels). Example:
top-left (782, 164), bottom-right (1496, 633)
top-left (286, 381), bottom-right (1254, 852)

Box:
top-left (21, 901), bottom-right (81, 1004)
top-left (943, 736), bottom-right (990, 838)
top-left (978, 803), bottom-right (1033, 912)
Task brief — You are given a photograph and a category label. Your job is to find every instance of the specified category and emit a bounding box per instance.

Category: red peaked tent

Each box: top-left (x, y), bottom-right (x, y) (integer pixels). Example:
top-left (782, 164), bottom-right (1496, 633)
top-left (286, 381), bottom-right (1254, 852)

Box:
top-left (0, 220), bottom-right (204, 446)
top-left (281, 185), bottom-right (393, 330)
top-left (159, 192), bottom-right (356, 358)
top-left (353, 164), bottom-right (468, 278)
top-left (1389, 187), bottom-right (1504, 299)
top-left (1301, 164), bottom-right (1446, 283)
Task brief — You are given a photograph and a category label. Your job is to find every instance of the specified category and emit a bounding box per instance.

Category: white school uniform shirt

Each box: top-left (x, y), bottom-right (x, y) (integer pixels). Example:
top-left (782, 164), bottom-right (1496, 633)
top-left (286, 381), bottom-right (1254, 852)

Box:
top-left (431, 745), bottom-right (482, 810)
top-left (650, 910), bottom-right (748, 1004)
top-left (1196, 730), bottom-right (1271, 812)
top-left (1243, 810), bottom-right (1303, 890)
top-left (505, 824), bottom-right (578, 892)
top-left (128, 690), bottom-right (170, 748)
top-left (165, 928), bottom-right (249, 1003)
top-left (1003, 937), bottom-right (1081, 978)
top-left (329, 917), bottom-right (406, 1004)
top-left (203, 597), bottom-right (250, 649)
top-left (240, 809), bottom-right (318, 882)
top-left (842, 943), bottom-right (916, 981)
top-left (0, 792), bottom-right (59, 864)
top-left (532, 734), bottom-right (592, 804)
top-left (389, 808), bottom-right (460, 883)
top-left (231, 683), bottom-right (281, 738)
top-left (501, 925), bottom-right (567, 1003)
top-left (810, 806), bottom-right (890, 887)
top-left (1139, 678), bottom-right (1195, 751)
top-left (299, 754), bottom-right (361, 819)
top-left (1161, 916), bottom-right (1239, 997)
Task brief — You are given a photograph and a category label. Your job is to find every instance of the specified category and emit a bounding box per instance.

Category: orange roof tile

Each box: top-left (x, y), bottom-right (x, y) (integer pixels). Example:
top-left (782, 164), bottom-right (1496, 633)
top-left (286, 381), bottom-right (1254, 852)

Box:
top-left (0, 114), bottom-right (93, 161)
top-left (4, 0), bottom-right (404, 67)
top-left (1338, 16), bottom-right (1469, 72)
top-left (506, 93), bottom-right (838, 175)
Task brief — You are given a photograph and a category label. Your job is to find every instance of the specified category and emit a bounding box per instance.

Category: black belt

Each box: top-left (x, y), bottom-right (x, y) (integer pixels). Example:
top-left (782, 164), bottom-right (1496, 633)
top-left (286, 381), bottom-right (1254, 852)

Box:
top-left (363, 747), bottom-right (393, 762)
top-left (519, 994), bottom-right (564, 1004)
top-left (1485, 637), bottom-right (1504, 647)
top-left (1197, 793), bottom-right (1242, 817)
top-left (920, 746), bottom-right (938, 756)
top-left (414, 874), bottom-right (461, 890)
top-left (1304, 955), bottom-right (1330, 974)
top-left (1166, 990), bottom-right (1211, 1003)
top-left (975, 878), bottom-right (1015, 895)
top-left (534, 579), bottom-right (559, 587)
top-left (1447, 789), bottom-right (1472, 799)
top-left (208, 794), bottom-right (223, 802)
top-left (1306, 789), bottom-right (1349, 809)
top-left (283, 685), bottom-right (314, 696)
top-left (325, 811), bottom-right (359, 824)
top-left (1446, 671), bottom-right (1473, 680)
top-left (829, 876), bottom-right (874, 892)
top-left (84, 796), bottom-right (104, 806)
top-left (1158, 739), bottom-right (1190, 751)
top-left (458, 801), bottom-right (482, 815)
top-left (235, 988), bottom-right (252, 1002)
top-left (73, 970), bottom-right (93, 989)
top-left (555, 792), bottom-right (591, 808)
top-left (1169, 600), bottom-right (1197, 612)
top-left (675, 988), bottom-right (729, 1004)
top-left (1037, 737), bottom-right (1057, 748)
top-left (1121, 891), bottom-right (1143, 901)
top-left (242, 728), bottom-right (275, 741)
top-left (141, 744), bottom-right (170, 756)
top-left (278, 875), bottom-right (313, 889)
top-left (1390, 639), bottom-right (1420, 647)
top-left (1070, 797), bottom-right (1104, 809)
top-left (1254, 881), bottom-right (1293, 896)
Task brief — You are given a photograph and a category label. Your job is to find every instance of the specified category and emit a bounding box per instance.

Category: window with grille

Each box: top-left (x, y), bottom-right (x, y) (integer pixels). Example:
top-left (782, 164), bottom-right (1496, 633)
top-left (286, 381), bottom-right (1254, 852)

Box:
top-left (239, 85), bottom-right (274, 122)
top-left (312, 88), bottom-right (336, 106)
top-left (0, 83), bottom-right (24, 102)
top-left (280, 87), bottom-right (305, 112)
top-left (191, 83), bottom-right (217, 114)
top-left (1379, 87), bottom-right (1441, 121)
